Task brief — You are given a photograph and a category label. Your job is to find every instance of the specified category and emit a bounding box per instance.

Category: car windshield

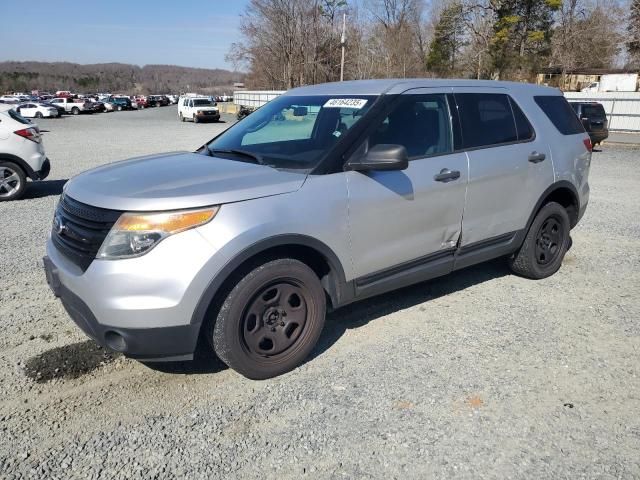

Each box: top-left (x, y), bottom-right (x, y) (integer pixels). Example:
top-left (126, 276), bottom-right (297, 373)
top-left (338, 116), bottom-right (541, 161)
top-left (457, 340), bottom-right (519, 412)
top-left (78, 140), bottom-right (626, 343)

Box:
top-left (206, 94), bottom-right (376, 171)
top-left (193, 99), bottom-right (214, 106)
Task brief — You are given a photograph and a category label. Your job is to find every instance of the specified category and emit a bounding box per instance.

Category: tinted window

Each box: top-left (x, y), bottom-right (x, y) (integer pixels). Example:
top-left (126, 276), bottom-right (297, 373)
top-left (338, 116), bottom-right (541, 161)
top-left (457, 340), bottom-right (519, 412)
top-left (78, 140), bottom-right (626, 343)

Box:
top-left (583, 104), bottom-right (605, 117)
top-left (455, 93), bottom-right (517, 148)
top-left (534, 96), bottom-right (585, 135)
top-left (509, 98), bottom-right (535, 141)
top-left (369, 94), bottom-right (453, 158)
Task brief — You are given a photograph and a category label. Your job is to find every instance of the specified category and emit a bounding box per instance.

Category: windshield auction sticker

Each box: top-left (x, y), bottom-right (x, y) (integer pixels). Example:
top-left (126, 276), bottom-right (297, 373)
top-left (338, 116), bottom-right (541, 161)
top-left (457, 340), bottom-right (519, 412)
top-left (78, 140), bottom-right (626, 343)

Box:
top-left (323, 98), bottom-right (368, 109)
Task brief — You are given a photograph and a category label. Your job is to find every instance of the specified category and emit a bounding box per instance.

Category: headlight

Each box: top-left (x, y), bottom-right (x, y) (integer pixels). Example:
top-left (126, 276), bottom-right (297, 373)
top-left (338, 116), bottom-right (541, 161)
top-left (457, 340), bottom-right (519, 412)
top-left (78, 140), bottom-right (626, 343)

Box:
top-left (97, 206), bottom-right (219, 259)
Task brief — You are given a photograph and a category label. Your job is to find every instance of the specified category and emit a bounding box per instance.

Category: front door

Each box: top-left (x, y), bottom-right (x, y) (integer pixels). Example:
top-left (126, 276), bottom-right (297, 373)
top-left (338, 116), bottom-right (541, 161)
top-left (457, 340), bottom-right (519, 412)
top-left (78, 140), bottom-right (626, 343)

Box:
top-left (345, 91), bottom-right (468, 290)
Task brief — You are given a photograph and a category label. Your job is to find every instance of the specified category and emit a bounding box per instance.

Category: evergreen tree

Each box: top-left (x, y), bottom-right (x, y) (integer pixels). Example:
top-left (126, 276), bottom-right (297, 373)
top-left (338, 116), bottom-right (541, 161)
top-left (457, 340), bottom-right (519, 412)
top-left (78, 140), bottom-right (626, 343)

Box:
top-left (426, 2), bottom-right (465, 76)
top-left (490, 0), bottom-right (561, 79)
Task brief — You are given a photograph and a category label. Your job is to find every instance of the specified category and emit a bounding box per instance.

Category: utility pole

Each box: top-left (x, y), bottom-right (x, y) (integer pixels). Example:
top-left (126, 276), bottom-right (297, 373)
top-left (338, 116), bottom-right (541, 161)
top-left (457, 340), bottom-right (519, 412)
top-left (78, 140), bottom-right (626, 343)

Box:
top-left (340, 12), bottom-right (346, 82)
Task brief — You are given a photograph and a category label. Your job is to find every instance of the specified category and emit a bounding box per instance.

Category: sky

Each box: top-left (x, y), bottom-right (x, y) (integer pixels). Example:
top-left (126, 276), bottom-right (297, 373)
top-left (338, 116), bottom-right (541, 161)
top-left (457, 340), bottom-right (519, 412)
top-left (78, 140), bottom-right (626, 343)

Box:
top-left (0, 0), bottom-right (251, 70)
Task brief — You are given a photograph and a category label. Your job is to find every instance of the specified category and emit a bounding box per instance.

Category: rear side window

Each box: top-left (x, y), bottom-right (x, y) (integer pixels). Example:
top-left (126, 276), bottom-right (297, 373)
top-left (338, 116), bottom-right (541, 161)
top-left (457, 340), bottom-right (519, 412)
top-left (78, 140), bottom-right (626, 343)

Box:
top-left (534, 96), bottom-right (585, 135)
top-left (455, 93), bottom-right (517, 148)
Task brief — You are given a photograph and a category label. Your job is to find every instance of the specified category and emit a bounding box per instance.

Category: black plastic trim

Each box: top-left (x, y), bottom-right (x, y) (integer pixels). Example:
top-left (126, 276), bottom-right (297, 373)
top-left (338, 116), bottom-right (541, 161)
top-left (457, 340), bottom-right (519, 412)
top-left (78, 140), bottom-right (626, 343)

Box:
top-left (525, 180), bottom-right (581, 230)
top-left (454, 231), bottom-right (524, 270)
top-left (190, 234), bottom-right (350, 326)
top-left (352, 248), bottom-right (455, 301)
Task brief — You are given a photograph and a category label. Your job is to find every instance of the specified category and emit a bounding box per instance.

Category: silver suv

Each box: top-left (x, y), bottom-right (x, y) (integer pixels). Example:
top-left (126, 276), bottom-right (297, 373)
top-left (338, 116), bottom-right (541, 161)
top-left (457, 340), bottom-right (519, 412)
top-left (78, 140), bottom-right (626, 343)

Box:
top-left (44, 80), bottom-right (591, 379)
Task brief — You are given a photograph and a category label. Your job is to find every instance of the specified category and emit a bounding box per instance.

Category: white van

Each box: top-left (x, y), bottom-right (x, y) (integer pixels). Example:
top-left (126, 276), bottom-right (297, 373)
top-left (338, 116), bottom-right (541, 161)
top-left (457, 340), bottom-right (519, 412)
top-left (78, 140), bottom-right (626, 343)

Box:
top-left (178, 96), bottom-right (220, 123)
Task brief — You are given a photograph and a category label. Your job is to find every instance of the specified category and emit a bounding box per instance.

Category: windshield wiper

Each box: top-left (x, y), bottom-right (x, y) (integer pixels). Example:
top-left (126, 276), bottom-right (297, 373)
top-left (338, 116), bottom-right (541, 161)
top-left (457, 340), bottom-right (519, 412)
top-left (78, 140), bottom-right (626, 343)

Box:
top-left (207, 147), bottom-right (264, 165)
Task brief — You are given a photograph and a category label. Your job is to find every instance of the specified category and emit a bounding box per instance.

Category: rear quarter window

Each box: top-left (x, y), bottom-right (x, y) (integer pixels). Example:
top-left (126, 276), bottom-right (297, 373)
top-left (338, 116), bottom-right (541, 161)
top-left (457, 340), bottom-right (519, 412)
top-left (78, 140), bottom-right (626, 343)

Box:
top-left (534, 96), bottom-right (585, 135)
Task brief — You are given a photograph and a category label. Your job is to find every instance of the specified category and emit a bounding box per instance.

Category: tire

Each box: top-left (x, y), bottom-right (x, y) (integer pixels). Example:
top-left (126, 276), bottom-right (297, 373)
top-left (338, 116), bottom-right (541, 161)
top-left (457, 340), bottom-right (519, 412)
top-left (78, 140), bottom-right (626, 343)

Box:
top-left (0, 161), bottom-right (27, 202)
top-left (35, 112), bottom-right (43, 119)
top-left (71, 107), bottom-right (80, 115)
top-left (210, 258), bottom-right (326, 380)
top-left (117, 105), bottom-right (122, 111)
top-left (193, 114), bottom-right (199, 123)
top-left (179, 113), bottom-right (185, 122)
top-left (508, 201), bottom-right (571, 279)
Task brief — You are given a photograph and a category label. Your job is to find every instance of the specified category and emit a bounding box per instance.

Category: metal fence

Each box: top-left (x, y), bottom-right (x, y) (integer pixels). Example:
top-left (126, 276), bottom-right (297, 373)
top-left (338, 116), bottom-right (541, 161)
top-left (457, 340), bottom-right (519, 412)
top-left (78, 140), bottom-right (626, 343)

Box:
top-left (563, 92), bottom-right (640, 132)
top-left (233, 90), bottom-right (285, 109)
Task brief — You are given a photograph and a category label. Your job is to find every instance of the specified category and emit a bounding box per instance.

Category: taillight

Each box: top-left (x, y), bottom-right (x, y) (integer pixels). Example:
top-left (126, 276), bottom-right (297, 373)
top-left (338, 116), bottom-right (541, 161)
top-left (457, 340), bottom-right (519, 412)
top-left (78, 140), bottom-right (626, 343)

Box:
top-left (583, 137), bottom-right (592, 152)
top-left (14, 128), bottom-right (40, 143)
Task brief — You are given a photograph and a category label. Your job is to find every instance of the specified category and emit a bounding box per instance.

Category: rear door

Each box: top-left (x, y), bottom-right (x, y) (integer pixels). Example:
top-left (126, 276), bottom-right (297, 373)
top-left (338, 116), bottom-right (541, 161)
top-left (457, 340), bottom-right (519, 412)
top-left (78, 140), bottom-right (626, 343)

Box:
top-left (345, 90), bottom-right (468, 282)
top-left (453, 89), bottom-right (554, 247)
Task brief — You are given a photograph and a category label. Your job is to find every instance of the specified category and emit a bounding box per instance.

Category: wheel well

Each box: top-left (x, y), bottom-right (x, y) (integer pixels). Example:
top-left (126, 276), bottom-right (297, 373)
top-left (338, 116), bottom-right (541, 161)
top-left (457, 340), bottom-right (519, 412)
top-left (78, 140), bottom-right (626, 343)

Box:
top-left (541, 187), bottom-right (579, 227)
top-left (203, 243), bottom-right (339, 324)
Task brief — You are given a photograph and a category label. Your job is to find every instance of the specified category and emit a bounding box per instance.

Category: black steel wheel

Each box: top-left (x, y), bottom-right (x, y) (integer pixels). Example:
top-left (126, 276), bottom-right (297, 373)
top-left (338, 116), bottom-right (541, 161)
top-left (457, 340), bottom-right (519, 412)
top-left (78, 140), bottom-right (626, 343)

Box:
top-left (509, 201), bottom-right (570, 279)
top-left (211, 258), bottom-right (326, 379)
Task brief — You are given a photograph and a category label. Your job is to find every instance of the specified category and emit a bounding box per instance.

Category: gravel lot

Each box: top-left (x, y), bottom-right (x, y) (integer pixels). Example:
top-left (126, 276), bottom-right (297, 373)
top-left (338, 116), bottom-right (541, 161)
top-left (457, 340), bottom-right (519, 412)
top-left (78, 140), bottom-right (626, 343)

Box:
top-left (1, 106), bottom-right (639, 479)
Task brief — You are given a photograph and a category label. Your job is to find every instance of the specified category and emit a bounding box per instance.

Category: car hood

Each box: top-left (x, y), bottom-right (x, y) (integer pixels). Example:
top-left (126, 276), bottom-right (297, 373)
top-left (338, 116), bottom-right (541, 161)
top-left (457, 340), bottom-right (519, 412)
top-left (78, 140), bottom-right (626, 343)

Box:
top-left (64, 151), bottom-right (307, 211)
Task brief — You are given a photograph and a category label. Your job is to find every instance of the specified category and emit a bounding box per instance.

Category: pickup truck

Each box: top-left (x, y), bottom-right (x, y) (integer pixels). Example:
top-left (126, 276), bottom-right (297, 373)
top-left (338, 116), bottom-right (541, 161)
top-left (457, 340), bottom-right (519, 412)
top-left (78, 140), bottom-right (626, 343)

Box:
top-left (49, 98), bottom-right (92, 115)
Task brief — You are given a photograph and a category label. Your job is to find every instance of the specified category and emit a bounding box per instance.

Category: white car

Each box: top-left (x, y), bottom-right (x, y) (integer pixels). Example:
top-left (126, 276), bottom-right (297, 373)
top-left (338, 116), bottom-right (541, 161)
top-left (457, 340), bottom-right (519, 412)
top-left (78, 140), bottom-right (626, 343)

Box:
top-left (0, 95), bottom-right (21, 103)
top-left (15, 103), bottom-right (59, 119)
top-left (0, 105), bottom-right (50, 201)
top-left (178, 96), bottom-right (220, 123)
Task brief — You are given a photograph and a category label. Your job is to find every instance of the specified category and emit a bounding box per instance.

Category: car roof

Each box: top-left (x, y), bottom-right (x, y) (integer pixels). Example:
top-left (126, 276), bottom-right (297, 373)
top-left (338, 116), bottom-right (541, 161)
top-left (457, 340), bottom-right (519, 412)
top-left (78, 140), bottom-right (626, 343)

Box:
top-left (286, 79), bottom-right (561, 96)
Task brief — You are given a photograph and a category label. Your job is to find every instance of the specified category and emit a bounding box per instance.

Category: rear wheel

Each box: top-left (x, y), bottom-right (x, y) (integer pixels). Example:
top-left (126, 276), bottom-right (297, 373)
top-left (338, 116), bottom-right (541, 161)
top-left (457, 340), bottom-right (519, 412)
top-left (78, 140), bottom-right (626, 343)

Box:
top-left (35, 112), bottom-right (43, 119)
top-left (210, 258), bottom-right (326, 379)
top-left (193, 114), bottom-right (199, 123)
top-left (117, 105), bottom-right (123, 111)
top-left (508, 201), bottom-right (570, 279)
top-left (0, 162), bottom-right (27, 202)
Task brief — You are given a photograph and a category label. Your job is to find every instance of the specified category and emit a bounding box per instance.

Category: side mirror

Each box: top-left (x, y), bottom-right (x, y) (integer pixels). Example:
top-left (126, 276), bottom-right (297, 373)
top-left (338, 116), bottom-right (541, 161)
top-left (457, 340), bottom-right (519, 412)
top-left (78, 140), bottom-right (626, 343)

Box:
top-left (346, 144), bottom-right (409, 172)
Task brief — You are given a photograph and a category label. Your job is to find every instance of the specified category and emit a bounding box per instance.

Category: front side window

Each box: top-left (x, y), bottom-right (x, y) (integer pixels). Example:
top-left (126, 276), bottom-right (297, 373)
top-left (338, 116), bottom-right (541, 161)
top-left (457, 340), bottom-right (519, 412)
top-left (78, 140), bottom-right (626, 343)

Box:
top-left (456, 93), bottom-right (518, 148)
top-left (206, 95), bottom-right (376, 171)
top-left (366, 94), bottom-right (453, 158)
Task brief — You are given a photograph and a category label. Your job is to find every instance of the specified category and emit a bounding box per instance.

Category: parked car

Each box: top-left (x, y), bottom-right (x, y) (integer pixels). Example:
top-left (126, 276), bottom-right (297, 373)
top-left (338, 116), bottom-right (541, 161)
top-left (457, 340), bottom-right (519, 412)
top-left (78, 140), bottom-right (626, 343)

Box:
top-left (0, 95), bottom-right (21, 104)
top-left (15, 102), bottom-right (59, 119)
top-left (569, 102), bottom-right (609, 146)
top-left (107, 97), bottom-right (133, 111)
top-left (49, 97), bottom-right (91, 115)
top-left (55, 91), bottom-right (72, 98)
top-left (103, 101), bottom-right (116, 112)
top-left (178, 96), bottom-right (220, 122)
top-left (148, 95), bottom-right (169, 107)
top-left (44, 79), bottom-right (591, 379)
top-left (0, 105), bottom-right (50, 201)
top-left (134, 96), bottom-right (148, 109)
top-left (40, 101), bottom-right (66, 117)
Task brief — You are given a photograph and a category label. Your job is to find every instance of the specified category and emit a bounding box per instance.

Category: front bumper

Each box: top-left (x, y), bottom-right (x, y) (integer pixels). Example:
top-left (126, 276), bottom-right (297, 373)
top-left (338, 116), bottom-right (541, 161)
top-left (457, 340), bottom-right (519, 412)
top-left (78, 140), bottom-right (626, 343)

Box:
top-left (196, 111), bottom-right (220, 121)
top-left (43, 255), bottom-right (201, 361)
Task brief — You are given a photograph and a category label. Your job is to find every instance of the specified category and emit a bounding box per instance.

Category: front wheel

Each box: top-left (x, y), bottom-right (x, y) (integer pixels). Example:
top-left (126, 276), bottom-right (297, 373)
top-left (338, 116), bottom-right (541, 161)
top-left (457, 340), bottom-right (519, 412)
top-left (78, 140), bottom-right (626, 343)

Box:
top-left (71, 107), bottom-right (80, 115)
top-left (193, 114), bottom-right (199, 123)
top-left (508, 201), bottom-right (571, 279)
top-left (210, 258), bottom-right (326, 379)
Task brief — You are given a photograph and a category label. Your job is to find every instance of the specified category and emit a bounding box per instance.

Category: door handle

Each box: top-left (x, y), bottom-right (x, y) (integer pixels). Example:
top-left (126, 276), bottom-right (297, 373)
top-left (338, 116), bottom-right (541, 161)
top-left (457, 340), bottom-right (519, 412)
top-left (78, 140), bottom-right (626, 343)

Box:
top-left (433, 168), bottom-right (461, 182)
top-left (528, 151), bottom-right (546, 163)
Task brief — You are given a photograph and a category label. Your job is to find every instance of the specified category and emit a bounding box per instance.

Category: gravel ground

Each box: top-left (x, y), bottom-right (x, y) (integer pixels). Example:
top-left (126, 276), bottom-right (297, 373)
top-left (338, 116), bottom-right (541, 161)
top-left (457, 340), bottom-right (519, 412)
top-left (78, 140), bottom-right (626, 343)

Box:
top-left (0, 107), bottom-right (639, 479)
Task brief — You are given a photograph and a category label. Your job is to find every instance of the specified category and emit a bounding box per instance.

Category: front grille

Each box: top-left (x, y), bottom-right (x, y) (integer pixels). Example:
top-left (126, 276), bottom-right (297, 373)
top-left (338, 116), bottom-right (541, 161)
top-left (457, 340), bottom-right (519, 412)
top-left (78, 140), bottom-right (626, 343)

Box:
top-left (51, 195), bottom-right (122, 272)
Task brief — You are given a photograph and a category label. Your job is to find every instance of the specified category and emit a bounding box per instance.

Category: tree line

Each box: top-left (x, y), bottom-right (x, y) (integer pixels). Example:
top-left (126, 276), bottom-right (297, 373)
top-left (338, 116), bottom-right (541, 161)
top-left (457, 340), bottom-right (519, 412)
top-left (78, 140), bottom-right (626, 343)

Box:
top-left (228, 0), bottom-right (633, 89)
top-left (0, 62), bottom-right (244, 94)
